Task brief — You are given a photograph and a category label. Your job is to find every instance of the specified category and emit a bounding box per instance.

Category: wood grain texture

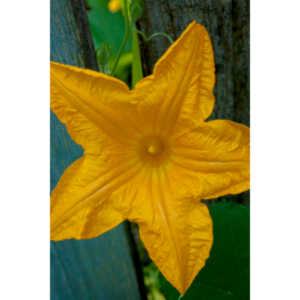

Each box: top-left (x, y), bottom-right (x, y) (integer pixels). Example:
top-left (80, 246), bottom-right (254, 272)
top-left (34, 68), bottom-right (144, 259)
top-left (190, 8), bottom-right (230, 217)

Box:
top-left (138, 0), bottom-right (249, 204)
top-left (50, 1), bottom-right (144, 299)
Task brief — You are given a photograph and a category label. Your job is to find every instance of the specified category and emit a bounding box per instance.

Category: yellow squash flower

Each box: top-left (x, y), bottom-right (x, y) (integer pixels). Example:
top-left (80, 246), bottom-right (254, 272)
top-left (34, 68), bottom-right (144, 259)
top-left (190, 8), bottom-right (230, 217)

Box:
top-left (108, 0), bottom-right (121, 13)
top-left (50, 21), bottom-right (250, 295)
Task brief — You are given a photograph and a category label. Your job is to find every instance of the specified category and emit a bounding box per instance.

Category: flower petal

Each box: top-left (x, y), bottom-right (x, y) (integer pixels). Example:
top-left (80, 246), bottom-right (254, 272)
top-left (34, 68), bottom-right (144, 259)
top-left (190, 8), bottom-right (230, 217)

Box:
top-left (134, 167), bottom-right (213, 295)
top-left (170, 120), bottom-right (250, 200)
top-left (101, 165), bottom-right (213, 294)
top-left (134, 21), bottom-right (215, 137)
top-left (51, 62), bottom-right (142, 150)
top-left (51, 143), bottom-right (141, 240)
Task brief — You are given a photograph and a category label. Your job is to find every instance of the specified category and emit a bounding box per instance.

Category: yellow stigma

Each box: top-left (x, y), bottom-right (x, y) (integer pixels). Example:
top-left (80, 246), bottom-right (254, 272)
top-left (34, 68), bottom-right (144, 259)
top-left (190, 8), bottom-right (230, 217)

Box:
top-left (147, 144), bottom-right (159, 155)
top-left (146, 139), bottom-right (164, 156)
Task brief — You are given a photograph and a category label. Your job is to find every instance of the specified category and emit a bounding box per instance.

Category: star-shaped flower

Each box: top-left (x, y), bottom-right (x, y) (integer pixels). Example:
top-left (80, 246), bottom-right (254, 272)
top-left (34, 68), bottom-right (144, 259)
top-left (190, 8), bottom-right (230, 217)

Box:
top-left (51, 21), bottom-right (250, 294)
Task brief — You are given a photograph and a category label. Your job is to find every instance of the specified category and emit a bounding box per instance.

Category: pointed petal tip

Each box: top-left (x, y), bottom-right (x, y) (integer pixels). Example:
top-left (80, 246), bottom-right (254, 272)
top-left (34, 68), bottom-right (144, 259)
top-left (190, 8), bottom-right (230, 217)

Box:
top-left (186, 20), bottom-right (209, 33)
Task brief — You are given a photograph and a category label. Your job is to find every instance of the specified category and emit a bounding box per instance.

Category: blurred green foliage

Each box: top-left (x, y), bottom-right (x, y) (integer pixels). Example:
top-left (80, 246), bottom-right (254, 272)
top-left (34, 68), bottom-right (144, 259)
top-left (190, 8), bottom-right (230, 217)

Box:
top-left (129, 0), bottom-right (144, 23)
top-left (143, 263), bottom-right (166, 300)
top-left (86, 0), bottom-right (132, 82)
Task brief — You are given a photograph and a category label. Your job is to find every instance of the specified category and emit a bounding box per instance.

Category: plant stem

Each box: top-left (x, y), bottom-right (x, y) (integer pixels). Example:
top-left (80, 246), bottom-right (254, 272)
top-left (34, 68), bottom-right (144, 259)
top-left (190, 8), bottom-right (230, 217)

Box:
top-left (148, 32), bottom-right (174, 44)
top-left (136, 29), bottom-right (174, 44)
top-left (111, 0), bottom-right (130, 76)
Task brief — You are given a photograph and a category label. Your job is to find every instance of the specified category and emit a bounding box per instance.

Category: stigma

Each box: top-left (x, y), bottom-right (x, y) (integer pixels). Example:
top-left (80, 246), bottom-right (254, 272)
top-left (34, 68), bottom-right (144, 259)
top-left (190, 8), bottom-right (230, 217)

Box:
top-left (145, 138), bottom-right (164, 156)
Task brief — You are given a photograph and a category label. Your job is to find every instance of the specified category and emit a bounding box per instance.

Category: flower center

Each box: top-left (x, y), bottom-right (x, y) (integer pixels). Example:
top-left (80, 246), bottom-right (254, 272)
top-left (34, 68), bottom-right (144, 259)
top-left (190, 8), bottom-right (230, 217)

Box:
top-left (137, 136), bottom-right (169, 167)
top-left (146, 139), bottom-right (164, 155)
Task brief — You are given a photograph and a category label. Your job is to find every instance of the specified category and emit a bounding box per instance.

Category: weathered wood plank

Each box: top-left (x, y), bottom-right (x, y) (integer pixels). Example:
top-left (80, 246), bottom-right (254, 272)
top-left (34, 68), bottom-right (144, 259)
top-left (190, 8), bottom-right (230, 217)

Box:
top-left (50, 1), bottom-right (144, 299)
top-left (138, 0), bottom-right (250, 204)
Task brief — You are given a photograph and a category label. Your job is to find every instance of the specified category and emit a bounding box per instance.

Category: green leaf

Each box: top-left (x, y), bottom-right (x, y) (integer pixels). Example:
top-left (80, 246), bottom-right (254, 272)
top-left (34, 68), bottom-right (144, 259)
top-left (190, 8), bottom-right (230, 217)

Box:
top-left (159, 202), bottom-right (250, 300)
top-left (96, 43), bottom-right (111, 65)
top-left (130, 0), bottom-right (144, 23)
top-left (87, 0), bottom-right (129, 53)
top-left (87, 0), bottom-right (132, 83)
top-left (114, 52), bottom-right (132, 83)
top-left (96, 42), bottom-right (112, 73)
